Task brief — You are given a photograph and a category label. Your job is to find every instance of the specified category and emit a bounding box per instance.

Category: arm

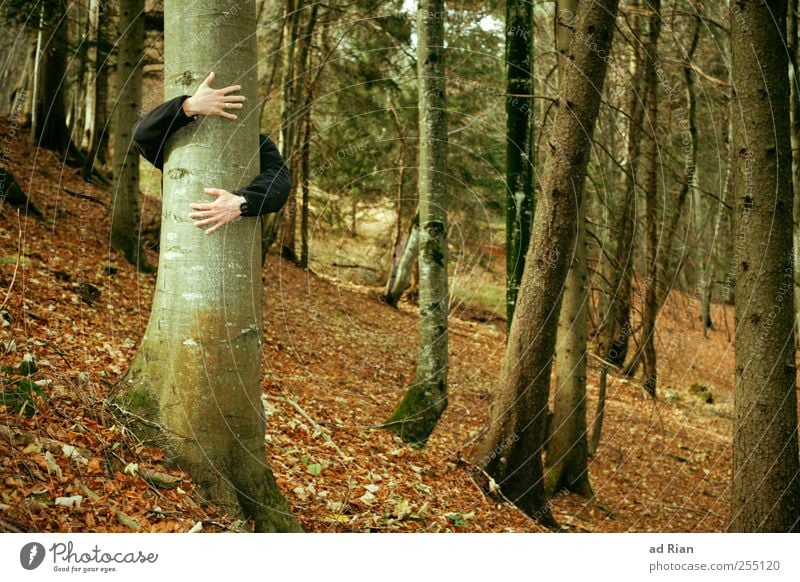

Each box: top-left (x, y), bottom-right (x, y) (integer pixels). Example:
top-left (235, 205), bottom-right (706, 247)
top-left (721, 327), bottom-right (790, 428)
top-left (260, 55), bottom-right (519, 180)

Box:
top-left (132, 72), bottom-right (245, 169)
top-left (233, 134), bottom-right (291, 217)
top-left (132, 95), bottom-right (196, 170)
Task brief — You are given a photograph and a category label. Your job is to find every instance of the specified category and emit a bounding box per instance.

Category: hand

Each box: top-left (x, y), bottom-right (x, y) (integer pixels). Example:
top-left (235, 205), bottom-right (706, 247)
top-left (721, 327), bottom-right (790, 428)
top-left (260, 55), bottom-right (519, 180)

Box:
top-left (182, 72), bottom-right (246, 121)
top-left (189, 188), bottom-right (243, 234)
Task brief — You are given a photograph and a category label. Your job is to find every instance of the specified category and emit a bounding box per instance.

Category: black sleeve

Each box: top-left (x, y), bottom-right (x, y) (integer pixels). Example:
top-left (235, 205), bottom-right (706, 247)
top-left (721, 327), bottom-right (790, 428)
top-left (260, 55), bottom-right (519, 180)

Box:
top-left (132, 95), bottom-right (197, 170)
top-left (233, 134), bottom-right (292, 217)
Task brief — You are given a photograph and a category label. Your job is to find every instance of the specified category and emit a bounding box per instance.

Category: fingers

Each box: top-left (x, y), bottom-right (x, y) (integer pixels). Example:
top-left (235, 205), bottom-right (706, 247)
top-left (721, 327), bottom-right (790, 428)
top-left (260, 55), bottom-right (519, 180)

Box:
top-left (202, 71), bottom-right (215, 86)
top-left (203, 188), bottom-right (224, 197)
top-left (220, 84), bottom-right (242, 95)
top-left (204, 221), bottom-right (225, 235)
top-left (220, 111), bottom-right (238, 121)
top-left (224, 95), bottom-right (246, 103)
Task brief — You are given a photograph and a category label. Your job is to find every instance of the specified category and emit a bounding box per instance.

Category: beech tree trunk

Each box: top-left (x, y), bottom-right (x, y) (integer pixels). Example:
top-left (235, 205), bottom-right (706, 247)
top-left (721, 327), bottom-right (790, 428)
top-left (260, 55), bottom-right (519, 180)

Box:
top-left (110, 0), bottom-right (153, 272)
top-left (383, 0), bottom-right (449, 445)
top-left (117, 0), bottom-right (300, 533)
top-left (729, 0), bottom-right (800, 533)
top-left (475, 0), bottom-right (619, 525)
top-left (547, 0), bottom-right (591, 497)
top-left (505, 0), bottom-right (534, 328)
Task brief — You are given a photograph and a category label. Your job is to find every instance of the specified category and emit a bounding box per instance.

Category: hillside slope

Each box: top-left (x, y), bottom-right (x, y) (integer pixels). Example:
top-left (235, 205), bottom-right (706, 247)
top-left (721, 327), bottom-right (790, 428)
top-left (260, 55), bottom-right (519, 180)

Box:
top-left (1, 118), bottom-right (734, 532)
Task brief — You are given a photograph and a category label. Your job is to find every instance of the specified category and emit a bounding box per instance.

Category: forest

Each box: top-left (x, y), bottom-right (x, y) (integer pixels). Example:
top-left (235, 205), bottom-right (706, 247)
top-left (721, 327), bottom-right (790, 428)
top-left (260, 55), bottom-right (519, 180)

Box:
top-left (0, 0), bottom-right (798, 535)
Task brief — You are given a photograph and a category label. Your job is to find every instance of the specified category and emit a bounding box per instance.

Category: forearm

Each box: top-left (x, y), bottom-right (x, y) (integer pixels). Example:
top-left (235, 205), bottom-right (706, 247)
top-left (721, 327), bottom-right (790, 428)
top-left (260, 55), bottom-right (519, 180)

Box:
top-left (132, 95), bottom-right (196, 169)
top-left (234, 135), bottom-right (292, 217)
top-left (234, 169), bottom-right (291, 216)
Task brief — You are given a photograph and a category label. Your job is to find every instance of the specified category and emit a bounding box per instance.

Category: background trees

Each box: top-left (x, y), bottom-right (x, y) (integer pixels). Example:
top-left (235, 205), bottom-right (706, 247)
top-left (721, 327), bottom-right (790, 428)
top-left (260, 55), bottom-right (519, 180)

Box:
top-left (1, 0), bottom-right (799, 534)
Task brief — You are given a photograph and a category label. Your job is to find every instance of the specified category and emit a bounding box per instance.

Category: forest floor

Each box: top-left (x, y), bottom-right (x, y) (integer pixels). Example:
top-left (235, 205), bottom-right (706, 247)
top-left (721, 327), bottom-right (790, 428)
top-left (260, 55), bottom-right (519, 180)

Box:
top-left (1, 117), bottom-right (736, 532)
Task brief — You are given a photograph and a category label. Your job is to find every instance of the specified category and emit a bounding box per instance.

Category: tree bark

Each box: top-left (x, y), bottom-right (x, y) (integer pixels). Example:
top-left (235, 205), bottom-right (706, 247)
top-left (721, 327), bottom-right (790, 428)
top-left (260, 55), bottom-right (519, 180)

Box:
top-left (83, 0), bottom-right (112, 178)
top-left (276, 0), bottom-right (306, 263)
top-left (601, 2), bottom-right (644, 369)
top-left (383, 209), bottom-right (420, 307)
top-left (639, 0), bottom-right (661, 397)
top-left (729, 0), bottom-right (800, 533)
top-left (30, 1), bottom-right (70, 152)
top-left (117, 0), bottom-right (300, 533)
top-left (110, 0), bottom-right (153, 273)
top-left (547, 0), bottom-right (592, 497)
top-left (475, 0), bottom-right (619, 526)
top-left (384, 106), bottom-right (411, 303)
top-left (505, 0), bottom-right (534, 329)
top-left (790, 0), bottom-right (800, 346)
top-left (383, 0), bottom-right (449, 446)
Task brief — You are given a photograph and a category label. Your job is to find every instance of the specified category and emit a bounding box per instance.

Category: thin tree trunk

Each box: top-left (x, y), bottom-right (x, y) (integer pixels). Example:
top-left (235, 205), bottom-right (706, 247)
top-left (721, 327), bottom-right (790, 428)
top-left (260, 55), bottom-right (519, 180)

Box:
top-left (729, 0), bottom-right (800, 533)
top-left (384, 106), bottom-right (409, 301)
top-left (383, 0), bottom-right (449, 445)
top-left (117, 0), bottom-right (300, 533)
top-left (505, 0), bottom-right (534, 329)
top-left (640, 0), bottom-right (661, 397)
top-left (299, 101), bottom-right (312, 268)
top-left (474, 0), bottom-right (619, 526)
top-left (29, 4), bottom-right (44, 149)
top-left (83, 0), bottom-right (112, 178)
top-left (603, 2), bottom-right (644, 369)
top-left (547, 0), bottom-right (591, 498)
top-left (790, 0), bottom-right (800, 346)
top-left (110, 0), bottom-right (153, 273)
top-left (277, 0), bottom-right (306, 262)
top-left (661, 9), bottom-right (701, 314)
top-left (383, 209), bottom-right (420, 307)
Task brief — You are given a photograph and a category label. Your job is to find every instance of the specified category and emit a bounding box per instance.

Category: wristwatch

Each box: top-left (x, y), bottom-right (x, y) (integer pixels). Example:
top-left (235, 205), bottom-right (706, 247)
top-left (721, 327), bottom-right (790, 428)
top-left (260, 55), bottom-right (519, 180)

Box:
top-left (238, 195), bottom-right (250, 217)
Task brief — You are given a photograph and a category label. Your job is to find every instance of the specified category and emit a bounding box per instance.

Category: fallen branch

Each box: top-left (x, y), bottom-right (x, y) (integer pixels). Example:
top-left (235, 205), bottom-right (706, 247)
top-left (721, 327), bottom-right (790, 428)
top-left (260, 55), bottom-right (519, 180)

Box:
top-left (62, 188), bottom-right (106, 206)
top-left (273, 395), bottom-right (348, 461)
top-left (331, 261), bottom-right (379, 272)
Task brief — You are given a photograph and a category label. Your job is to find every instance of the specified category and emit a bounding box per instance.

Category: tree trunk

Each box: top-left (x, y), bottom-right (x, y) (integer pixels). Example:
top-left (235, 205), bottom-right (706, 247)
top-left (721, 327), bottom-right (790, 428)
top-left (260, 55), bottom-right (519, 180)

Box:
top-left (276, 0), bottom-right (304, 263)
top-left (384, 106), bottom-right (410, 303)
top-left (110, 0), bottom-right (153, 273)
top-left (729, 0), bottom-right (800, 533)
top-left (299, 102), bottom-right (312, 269)
top-left (686, 12), bottom-right (713, 332)
top-left (116, 0), bottom-right (300, 533)
top-left (546, 0), bottom-right (591, 498)
top-left (383, 0), bottom-right (449, 446)
top-left (639, 0), bottom-right (661, 397)
top-left (80, 0), bottom-right (100, 152)
top-left (602, 3), bottom-right (644, 369)
top-left (790, 0), bottom-right (800, 346)
top-left (83, 0), bottom-right (112, 178)
top-left (505, 0), bottom-right (534, 329)
top-left (383, 209), bottom-right (420, 307)
top-left (31, 1), bottom-right (70, 152)
top-left (474, 0), bottom-right (619, 526)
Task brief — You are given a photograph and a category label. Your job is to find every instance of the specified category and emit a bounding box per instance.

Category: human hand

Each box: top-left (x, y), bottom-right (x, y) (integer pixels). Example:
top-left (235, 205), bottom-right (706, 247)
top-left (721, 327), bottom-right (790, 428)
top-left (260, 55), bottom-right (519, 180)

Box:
top-left (182, 72), bottom-right (245, 121)
top-left (189, 188), bottom-right (244, 234)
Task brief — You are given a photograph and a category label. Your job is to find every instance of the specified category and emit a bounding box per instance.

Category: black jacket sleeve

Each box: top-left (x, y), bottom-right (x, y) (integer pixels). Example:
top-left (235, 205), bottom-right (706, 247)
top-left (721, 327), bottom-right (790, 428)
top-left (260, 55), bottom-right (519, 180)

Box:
top-left (132, 95), bottom-right (197, 170)
top-left (233, 134), bottom-right (291, 217)
top-left (133, 96), bottom-right (291, 217)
